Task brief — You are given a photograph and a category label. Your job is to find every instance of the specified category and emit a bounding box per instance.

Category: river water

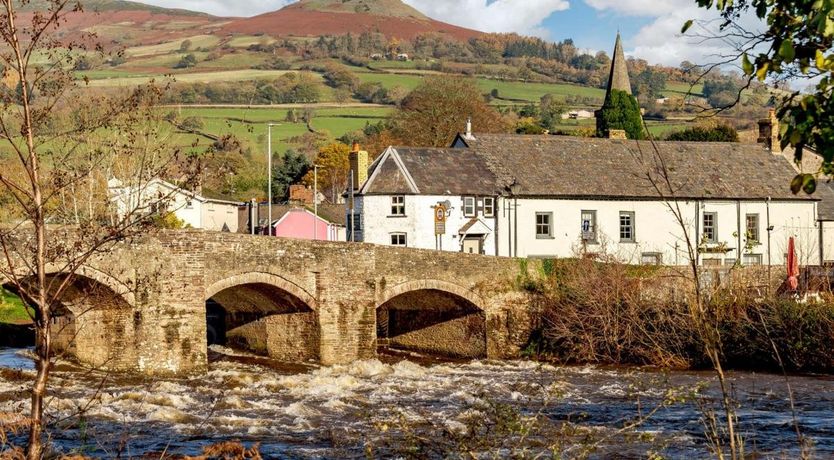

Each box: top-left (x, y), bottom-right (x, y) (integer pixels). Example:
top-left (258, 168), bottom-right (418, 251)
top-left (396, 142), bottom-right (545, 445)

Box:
top-left (0, 346), bottom-right (833, 458)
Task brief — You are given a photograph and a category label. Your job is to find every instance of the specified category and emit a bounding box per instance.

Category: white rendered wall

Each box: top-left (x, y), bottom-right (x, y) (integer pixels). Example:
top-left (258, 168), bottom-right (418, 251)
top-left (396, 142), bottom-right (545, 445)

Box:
top-left (200, 201), bottom-right (239, 232)
top-left (496, 197), bottom-right (819, 266)
top-left (357, 194), bottom-right (498, 255)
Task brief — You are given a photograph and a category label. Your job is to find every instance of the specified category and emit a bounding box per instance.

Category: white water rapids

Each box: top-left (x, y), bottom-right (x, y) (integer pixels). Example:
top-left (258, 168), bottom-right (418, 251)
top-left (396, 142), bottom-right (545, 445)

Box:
top-left (0, 346), bottom-right (832, 458)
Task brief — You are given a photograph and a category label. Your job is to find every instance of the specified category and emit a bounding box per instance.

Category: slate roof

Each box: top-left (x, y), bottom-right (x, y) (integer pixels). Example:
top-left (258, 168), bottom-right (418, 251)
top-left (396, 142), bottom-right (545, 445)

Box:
top-left (361, 147), bottom-right (498, 196)
top-left (461, 133), bottom-right (817, 202)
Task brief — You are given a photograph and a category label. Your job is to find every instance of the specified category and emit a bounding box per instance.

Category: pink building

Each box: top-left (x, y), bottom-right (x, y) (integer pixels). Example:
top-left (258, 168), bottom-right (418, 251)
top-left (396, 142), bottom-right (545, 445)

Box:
top-left (272, 207), bottom-right (344, 241)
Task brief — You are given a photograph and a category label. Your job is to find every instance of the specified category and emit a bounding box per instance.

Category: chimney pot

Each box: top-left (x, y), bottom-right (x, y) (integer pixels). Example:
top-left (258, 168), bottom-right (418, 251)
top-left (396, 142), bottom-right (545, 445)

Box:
top-left (351, 142), bottom-right (360, 153)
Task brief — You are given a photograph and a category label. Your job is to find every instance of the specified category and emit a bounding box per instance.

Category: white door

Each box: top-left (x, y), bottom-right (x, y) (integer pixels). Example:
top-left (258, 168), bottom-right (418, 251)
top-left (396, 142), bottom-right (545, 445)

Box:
top-left (462, 237), bottom-right (481, 254)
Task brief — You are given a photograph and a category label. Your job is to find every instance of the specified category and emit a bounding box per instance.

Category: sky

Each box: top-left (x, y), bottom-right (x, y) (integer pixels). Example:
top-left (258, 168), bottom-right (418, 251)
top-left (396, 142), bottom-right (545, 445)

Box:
top-left (138, 0), bottom-right (763, 68)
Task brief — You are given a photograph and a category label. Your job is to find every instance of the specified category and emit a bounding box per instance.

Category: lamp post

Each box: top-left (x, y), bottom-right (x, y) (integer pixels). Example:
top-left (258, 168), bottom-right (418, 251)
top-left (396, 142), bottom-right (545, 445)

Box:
top-left (266, 123), bottom-right (279, 235)
top-left (313, 164), bottom-right (324, 240)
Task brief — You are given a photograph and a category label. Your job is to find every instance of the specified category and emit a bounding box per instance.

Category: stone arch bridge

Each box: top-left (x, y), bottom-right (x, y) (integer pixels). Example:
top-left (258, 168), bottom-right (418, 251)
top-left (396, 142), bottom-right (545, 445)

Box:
top-left (3, 230), bottom-right (540, 376)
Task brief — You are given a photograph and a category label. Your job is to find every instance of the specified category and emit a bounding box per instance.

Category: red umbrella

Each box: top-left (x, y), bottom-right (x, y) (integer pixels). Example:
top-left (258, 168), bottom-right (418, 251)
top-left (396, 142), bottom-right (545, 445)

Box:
top-left (787, 236), bottom-right (799, 291)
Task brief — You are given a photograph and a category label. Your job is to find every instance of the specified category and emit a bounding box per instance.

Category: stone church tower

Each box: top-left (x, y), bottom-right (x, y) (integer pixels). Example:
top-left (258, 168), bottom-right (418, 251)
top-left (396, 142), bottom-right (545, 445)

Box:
top-left (596, 33), bottom-right (637, 138)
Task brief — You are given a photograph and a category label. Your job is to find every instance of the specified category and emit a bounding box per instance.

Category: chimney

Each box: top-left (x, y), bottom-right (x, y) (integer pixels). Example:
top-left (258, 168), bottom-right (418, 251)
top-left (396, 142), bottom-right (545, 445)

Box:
top-left (757, 109), bottom-right (781, 154)
top-left (349, 143), bottom-right (369, 190)
top-left (608, 129), bottom-right (627, 140)
top-left (289, 184), bottom-right (314, 205)
top-left (463, 117), bottom-right (475, 140)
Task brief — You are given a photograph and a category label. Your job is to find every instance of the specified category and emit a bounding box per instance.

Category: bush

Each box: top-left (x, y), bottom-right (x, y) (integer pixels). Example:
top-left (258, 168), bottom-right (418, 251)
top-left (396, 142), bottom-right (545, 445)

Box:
top-left (666, 123), bottom-right (739, 142)
top-left (595, 89), bottom-right (644, 139)
top-left (174, 53), bottom-right (198, 69)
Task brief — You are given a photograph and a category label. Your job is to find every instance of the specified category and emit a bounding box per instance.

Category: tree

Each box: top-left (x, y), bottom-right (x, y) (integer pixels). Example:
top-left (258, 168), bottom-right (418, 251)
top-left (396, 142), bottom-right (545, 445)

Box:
top-left (304, 143), bottom-right (351, 203)
top-left (272, 149), bottom-right (311, 202)
top-left (174, 53), bottom-right (198, 69)
top-left (687, 0), bottom-right (834, 192)
top-left (179, 39), bottom-right (192, 53)
top-left (539, 93), bottom-right (565, 130)
top-left (596, 89), bottom-right (645, 139)
top-left (390, 76), bottom-right (509, 147)
top-left (0, 2), bottom-right (197, 457)
top-left (666, 123), bottom-right (739, 142)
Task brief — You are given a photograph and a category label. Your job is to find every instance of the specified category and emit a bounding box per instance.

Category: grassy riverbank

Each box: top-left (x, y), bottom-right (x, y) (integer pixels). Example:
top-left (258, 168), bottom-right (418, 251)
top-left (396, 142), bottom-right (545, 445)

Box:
top-left (0, 287), bottom-right (30, 325)
top-left (522, 258), bottom-right (834, 374)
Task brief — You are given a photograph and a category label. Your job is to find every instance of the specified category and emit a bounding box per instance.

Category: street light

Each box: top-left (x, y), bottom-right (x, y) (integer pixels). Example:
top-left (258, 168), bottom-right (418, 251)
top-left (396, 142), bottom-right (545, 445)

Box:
top-left (313, 164), bottom-right (324, 240)
top-left (266, 123), bottom-right (279, 235)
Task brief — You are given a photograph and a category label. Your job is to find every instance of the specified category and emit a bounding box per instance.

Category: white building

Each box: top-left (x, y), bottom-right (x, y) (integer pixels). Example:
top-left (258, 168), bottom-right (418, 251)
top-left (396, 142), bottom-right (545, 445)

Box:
top-left (352, 132), bottom-right (823, 267)
top-left (109, 178), bottom-right (242, 232)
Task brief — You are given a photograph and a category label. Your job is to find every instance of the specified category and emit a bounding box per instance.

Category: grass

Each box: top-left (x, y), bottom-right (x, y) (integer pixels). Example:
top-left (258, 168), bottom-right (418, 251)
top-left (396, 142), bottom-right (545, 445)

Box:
top-left (85, 69), bottom-right (298, 87)
top-left (664, 81), bottom-right (705, 98)
top-left (226, 35), bottom-right (277, 48)
top-left (125, 35), bottom-right (221, 57)
top-left (0, 287), bottom-right (30, 324)
top-left (478, 79), bottom-right (605, 102)
top-left (355, 72), bottom-right (424, 91)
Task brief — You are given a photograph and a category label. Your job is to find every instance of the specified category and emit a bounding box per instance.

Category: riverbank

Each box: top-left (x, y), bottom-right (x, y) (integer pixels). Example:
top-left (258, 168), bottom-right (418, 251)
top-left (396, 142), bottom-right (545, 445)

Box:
top-left (521, 258), bottom-right (834, 374)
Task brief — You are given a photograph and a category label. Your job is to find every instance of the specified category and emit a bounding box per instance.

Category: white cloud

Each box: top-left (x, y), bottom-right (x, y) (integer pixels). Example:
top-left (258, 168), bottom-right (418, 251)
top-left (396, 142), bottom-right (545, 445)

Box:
top-left (402, 0), bottom-right (570, 37)
top-left (585, 0), bottom-right (765, 67)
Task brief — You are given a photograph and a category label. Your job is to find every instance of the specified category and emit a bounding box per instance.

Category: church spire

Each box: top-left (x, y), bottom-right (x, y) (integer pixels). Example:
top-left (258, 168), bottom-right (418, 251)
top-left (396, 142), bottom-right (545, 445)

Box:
top-left (604, 32), bottom-right (632, 104)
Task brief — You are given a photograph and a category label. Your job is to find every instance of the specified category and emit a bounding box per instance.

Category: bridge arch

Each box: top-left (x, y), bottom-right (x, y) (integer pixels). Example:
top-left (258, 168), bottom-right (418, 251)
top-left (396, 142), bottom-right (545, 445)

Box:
top-left (376, 280), bottom-right (487, 359)
top-left (1, 267), bottom-right (137, 370)
top-left (206, 272), bottom-right (316, 311)
top-left (204, 271), bottom-right (319, 362)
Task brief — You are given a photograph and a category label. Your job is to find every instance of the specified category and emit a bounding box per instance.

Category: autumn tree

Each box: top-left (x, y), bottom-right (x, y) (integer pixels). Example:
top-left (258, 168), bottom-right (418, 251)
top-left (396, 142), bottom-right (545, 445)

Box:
top-left (0, 1), bottom-right (197, 457)
top-left (390, 75), bottom-right (509, 147)
top-left (304, 143), bottom-right (350, 202)
top-left (686, 0), bottom-right (834, 192)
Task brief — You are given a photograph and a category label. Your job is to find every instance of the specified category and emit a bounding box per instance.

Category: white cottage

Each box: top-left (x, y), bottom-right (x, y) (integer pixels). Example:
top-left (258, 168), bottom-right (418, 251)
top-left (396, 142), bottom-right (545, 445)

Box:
top-left (352, 132), bottom-right (823, 267)
top-left (109, 178), bottom-right (242, 232)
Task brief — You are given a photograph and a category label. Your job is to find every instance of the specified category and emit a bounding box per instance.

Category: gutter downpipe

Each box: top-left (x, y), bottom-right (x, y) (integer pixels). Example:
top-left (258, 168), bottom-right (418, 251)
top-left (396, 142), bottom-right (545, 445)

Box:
top-left (514, 195), bottom-right (519, 258)
top-left (737, 200), bottom-right (742, 265)
top-left (695, 200), bottom-right (701, 267)
top-left (767, 197), bottom-right (772, 293)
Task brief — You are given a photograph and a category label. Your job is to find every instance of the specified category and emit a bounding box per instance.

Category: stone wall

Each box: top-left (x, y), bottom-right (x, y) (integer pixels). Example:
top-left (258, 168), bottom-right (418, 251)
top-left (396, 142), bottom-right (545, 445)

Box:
top-left (22, 229), bottom-right (542, 376)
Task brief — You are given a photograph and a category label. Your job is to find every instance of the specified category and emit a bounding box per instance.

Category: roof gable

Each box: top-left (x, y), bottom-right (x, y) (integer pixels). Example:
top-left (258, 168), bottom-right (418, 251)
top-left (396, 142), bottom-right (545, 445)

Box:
top-left (361, 147), bottom-right (420, 195)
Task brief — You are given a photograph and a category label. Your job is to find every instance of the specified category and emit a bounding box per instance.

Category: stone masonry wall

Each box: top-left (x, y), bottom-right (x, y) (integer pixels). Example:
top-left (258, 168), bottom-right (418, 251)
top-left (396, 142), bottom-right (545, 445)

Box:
top-left (37, 229), bottom-right (541, 376)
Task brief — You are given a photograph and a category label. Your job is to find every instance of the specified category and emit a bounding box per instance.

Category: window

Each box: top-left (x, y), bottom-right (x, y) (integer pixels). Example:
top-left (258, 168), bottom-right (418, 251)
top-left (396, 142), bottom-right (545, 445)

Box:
top-left (390, 196), bottom-right (405, 216)
top-left (535, 212), bottom-right (552, 238)
top-left (483, 197), bottom-right (495, 217)
top-left (619, 211), bottom-right (635, 242)
top-left (703, 212), bottom-right (717, 243)
top-left (185, 199), bottom-right (193, 209)
top-left (347, 213), bottom-right (362, 240)
top-left (743, 254), bottom-right (763, 266)
top-left (581, 210), bottom-right (597, 243)
top-left (641, 252), bottom-right (662, 265)
top-left (463, 197), bottom-right (476, 217)
top-left (745, 214), bottom-right (760, 244)
top-left (390, 233), bottom-right (407, 247)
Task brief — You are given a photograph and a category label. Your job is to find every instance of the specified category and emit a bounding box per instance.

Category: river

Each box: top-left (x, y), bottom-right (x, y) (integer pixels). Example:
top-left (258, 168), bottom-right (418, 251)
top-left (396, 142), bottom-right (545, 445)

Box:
top-left (0, 346), bottom-right (832, 458)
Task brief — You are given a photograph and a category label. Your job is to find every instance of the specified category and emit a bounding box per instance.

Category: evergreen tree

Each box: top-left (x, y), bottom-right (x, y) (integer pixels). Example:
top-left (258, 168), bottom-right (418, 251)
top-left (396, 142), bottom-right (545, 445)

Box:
top-left (596, 89), bottom-right (644, 139)
top-left (271, 149), bottom-right (311, 202)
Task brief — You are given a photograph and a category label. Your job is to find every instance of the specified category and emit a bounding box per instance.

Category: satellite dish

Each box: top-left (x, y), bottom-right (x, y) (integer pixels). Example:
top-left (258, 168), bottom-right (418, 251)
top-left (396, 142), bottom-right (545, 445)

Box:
top-left (441, 200), bottom-right (452, 210)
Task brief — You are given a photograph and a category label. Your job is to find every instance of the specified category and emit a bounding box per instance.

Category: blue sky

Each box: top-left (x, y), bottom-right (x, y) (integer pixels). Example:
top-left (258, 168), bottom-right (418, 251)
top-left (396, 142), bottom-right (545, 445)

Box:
top-left (139, 0), bottom-right (751, 67)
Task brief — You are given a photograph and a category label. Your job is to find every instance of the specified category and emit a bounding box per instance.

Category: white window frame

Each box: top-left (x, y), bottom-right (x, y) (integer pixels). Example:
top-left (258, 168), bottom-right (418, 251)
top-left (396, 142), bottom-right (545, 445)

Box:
top-left (641, 252), bottom-right (662, 265)
top-left (390, 233), bottom-right (407, 247)
top-left (390, 196), bottom-right (405, 216)
top-left (535, 212), bottom-right (553, 239)
top-left (483, 197), bottom-right (495, 217)
top-left (581, 210), bottom-right (597, 243)
top-left (703, 212), bottom-right (717, 243)
top-left (463, 196), bottom-right (476, 217)
top-left (745, 213), bottom-right (760, 244)
top-left (619, 211), bottom-right (635, 243)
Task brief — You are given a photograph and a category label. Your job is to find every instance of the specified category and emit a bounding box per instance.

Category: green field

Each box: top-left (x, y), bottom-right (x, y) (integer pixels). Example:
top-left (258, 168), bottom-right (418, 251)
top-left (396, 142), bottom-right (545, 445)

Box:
top-left (126, 35), bottom-right (221, 57)
top-left (551, 118), bottom-right (692, 138)
top-left (0, 287), bottom-right (30, 324)
top-left (86, 69), bottom-right (298, 87)
top-left (664, 81), bottom-right (705, 98)
top-left (478, 79), bottom-right (605, 103)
